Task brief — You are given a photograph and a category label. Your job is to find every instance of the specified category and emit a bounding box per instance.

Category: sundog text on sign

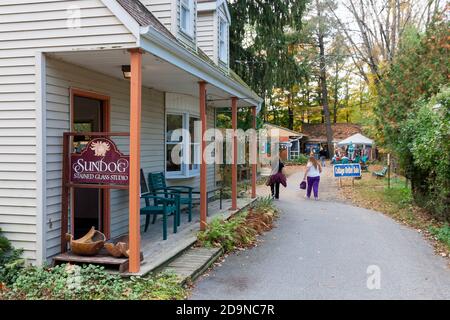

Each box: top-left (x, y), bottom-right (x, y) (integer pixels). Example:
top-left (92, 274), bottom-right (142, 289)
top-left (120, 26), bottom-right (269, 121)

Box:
top-left (70, 138), bottom-right (130, 185)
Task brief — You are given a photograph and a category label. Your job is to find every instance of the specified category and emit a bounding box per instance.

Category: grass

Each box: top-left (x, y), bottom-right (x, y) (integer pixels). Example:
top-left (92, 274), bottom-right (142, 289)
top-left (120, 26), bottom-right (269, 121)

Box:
top-left (339, 168), bottom-right (450, 257)
top-left (429, 224), bottom-right (450, 250)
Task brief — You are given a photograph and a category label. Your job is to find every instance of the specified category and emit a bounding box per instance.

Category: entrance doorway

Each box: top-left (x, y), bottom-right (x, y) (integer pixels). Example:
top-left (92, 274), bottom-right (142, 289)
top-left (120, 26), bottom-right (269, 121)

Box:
top-left (70, 88), bottom-right (110, 239)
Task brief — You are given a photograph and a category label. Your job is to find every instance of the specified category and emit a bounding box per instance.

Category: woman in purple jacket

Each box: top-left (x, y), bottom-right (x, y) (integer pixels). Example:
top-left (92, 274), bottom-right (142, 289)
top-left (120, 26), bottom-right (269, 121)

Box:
top-left (267, 161), bottom-right (287, 199)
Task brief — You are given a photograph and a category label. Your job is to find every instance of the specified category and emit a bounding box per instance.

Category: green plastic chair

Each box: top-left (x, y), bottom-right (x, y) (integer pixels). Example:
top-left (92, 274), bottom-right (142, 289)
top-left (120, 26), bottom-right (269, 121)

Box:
top-left (140, 192), bottom-right (180, 240)
top-left (140, 170), bottom-right (180, 240)
top-left (148, 172), bottom-right (193, 223)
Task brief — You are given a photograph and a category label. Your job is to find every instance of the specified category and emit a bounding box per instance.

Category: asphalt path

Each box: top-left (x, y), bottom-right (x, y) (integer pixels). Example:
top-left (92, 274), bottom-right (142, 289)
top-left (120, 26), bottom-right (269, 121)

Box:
top-left (190, 167), bottom-right (450, 299)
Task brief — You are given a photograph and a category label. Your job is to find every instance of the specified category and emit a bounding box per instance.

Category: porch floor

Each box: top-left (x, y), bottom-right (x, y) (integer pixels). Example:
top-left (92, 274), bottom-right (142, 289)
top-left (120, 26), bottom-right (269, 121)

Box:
top-left (123, 197), bottom-right (256, 276)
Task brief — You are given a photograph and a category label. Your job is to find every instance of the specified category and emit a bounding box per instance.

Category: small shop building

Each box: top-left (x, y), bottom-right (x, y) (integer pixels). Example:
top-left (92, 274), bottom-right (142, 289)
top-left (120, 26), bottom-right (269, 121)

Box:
top-left (263, 123), bottom-right (306, 161)
top-left (301, 123), bottom-right (363, 155)
top-left (0, 0), bottom-right (262, 274)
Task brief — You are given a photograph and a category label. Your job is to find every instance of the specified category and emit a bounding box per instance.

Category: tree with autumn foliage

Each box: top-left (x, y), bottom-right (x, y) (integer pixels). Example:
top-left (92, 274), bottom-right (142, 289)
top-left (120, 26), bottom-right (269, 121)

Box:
top-left (375, 16), bottom-right (449, 220)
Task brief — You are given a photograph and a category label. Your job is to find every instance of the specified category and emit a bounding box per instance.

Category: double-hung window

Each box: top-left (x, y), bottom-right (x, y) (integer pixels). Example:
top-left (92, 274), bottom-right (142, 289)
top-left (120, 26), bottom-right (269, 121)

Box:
top-left (166, 113), bottom-right (200, 178)
top-left (218, 17), bottom-right (228, 63)
top-left (189, 116), bottom-right (200, 172)
top-left (180, 0), bottom-right (193, 37)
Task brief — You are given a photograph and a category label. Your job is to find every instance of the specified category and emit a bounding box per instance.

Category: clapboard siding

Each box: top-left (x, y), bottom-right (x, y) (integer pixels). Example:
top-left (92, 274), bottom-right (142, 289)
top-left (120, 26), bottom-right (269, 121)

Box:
top-left (165, 93), bottom-right (216, 190)
top-left (0, 0), bottom-right (137, 264)
top-left (45, 57), bottom-right (165, 257)
top-left (197, 11), bottom-right (215, 61)
top-left (141, 0), bottom-right (173, 30)
top-left (142, 0), bottom-right (198, 49)
top-left (197, 2), bottom-right (229, 68)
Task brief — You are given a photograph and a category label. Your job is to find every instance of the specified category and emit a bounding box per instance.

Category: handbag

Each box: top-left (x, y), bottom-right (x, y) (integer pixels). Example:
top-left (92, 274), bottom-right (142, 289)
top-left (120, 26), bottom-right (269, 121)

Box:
top-left (299, 180), bottom-right (306, 190)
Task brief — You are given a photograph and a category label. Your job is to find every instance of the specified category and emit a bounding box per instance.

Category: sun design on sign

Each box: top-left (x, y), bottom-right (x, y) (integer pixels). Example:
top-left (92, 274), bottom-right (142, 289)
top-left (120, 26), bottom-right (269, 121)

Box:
top-left (90, 141), bottom-right (111, 157)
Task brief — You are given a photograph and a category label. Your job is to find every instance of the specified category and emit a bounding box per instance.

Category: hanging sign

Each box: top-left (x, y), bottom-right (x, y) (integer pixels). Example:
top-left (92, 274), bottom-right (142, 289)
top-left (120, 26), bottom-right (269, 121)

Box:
top-left (70, 138), bottom-right (129, 185)
top-left (333, 163), bottom-right (361, 178)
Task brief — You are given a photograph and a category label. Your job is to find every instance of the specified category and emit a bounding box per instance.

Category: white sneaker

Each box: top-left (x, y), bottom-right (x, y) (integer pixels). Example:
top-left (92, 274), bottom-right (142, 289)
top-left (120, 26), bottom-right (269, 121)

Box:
top-left (314, 197), bottom-right (319, 201)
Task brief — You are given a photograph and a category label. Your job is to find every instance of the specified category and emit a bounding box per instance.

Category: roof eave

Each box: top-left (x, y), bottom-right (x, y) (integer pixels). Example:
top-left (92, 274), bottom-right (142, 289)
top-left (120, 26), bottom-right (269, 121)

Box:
top-left (140, 26), bottom-right (262, 109)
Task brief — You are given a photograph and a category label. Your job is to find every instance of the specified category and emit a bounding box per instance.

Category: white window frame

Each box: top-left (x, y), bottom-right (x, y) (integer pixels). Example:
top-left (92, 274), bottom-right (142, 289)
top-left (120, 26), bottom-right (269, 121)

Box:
top-left (165, 112), bottom-right (200, 178)
top-left (218, 16), bottom-right (228, 64)
top-left (180, 0), bottom-right (194, 38)
top-left (166, 113), bottom-right (184, 176)
top-left (188, 115), bottom-right (201, 174)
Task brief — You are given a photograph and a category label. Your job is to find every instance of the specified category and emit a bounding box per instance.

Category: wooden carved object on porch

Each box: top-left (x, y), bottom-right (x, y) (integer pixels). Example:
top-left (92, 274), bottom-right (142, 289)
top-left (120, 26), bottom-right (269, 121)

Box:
top-left (65, 227), bottom-right (106, 256)
top-left (104, 235), bottom-right (129, 258)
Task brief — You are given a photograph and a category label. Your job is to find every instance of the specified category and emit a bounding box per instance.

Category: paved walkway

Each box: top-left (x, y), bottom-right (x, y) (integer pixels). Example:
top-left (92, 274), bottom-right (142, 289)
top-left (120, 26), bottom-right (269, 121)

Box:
top-left (190, 165), bottom-right (450, 299)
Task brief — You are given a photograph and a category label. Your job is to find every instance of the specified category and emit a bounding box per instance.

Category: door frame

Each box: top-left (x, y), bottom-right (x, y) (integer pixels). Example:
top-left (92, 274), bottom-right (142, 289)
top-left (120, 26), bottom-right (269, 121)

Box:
top-left (69, 87), bottom-right (111, 239)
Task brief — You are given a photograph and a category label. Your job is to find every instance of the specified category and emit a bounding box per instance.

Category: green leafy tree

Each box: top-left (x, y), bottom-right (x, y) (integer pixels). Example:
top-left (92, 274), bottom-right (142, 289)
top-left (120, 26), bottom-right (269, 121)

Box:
top-left (229, 0), bottom-right (308, 111)
top-left (375, 17), bottom-right (450, 220)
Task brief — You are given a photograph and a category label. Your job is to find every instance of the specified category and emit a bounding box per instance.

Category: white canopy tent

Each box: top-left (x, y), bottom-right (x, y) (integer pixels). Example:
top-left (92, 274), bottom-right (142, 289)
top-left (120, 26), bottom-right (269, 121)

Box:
top-left (337, 133), bottom-right (374, 147)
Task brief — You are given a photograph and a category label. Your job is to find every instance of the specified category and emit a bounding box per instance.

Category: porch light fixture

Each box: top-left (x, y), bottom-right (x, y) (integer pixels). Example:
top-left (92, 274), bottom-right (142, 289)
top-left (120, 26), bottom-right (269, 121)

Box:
top-left (122, 65), bottom-right (131, 79)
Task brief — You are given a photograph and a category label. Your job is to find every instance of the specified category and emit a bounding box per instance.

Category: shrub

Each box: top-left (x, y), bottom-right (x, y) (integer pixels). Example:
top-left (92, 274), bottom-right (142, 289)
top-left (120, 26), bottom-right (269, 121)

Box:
top-left (251, 196), bottom-right (280, 214)
top-left (285, 154), bottom-right (308, 165)
top-left (0, 228), bottom-right (24, 286)
top-left (429, 224), bottom-right (450, 250)
top-left (197, 197), bottom-right (279, 252)
top-left (0, 264), bottom-right (185, 300)
top-left (0, 228), bottom-right (11, 258)
top-left (399, 87), bottom-right (450, 220)
top-left (374, 19), bottom-right (450, 222)
top-left (197, 214), bottom-right (251, 251)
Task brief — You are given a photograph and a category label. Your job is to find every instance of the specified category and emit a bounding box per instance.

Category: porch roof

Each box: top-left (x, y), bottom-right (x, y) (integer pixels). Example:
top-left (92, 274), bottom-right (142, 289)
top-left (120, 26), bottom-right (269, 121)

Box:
top-left (264, 123), bottom-right (305, 138)
top-left (48, 48), bottom-right (255, 109)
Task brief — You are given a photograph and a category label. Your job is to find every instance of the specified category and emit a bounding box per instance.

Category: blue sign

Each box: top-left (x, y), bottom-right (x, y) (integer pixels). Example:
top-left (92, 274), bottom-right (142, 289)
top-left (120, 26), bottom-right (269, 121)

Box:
top-left (333, 163), bottom-right (361, 178)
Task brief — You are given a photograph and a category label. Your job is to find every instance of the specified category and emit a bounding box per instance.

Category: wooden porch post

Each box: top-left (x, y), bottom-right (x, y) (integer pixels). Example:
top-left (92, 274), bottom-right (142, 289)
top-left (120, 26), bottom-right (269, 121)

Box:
top-left (251, 106), bottom-right (257, 199)
top-left (128, 49), bottom-right (142, 273)
top-left (231, 97), bottom-right (238, 210)
top-left (199, 82), bottom-right (208, 231)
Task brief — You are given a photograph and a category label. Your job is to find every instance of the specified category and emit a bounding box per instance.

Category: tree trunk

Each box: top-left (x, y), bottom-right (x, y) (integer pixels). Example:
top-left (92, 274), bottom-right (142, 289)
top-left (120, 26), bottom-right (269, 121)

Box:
top-left (288, 91), bottom-right (294, 130)
top-left (288, 107), bottom-right (294, 130)
top-left (317, 0), bottom-right (334, 156)
top-left (345, 76), bottom-right (350, 113)
top-left (333, 60), bottom-right (339, 123)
